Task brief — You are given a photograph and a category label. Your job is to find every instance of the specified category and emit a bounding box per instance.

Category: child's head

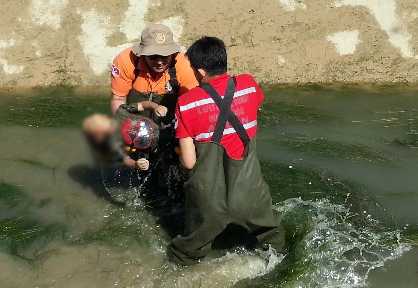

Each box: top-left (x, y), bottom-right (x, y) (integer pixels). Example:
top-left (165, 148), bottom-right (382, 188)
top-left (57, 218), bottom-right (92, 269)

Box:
top-left (186, 36), bottom-right (227, 80)
top-left (82, 114), bottom-right (115, 143)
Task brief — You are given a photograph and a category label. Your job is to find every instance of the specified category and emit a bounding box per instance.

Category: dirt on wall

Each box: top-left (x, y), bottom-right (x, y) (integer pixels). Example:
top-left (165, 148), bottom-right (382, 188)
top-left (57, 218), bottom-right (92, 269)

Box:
top-left (0, 0), bottom-right (417, 88)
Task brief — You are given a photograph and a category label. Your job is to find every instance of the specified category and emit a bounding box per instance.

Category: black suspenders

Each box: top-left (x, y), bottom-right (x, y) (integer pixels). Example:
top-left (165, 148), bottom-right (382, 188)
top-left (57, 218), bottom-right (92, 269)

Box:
top-left (200, 77), bottom-right (250, 149)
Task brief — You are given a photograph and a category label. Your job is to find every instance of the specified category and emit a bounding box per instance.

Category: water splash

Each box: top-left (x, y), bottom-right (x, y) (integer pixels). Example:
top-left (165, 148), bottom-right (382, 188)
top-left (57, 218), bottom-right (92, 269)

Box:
top-left (100, 161), bottom-right (160, 207)
top-left (156, 246), bottom-right (284, 288)
top-left (275, 198), bottom-right (410, 288)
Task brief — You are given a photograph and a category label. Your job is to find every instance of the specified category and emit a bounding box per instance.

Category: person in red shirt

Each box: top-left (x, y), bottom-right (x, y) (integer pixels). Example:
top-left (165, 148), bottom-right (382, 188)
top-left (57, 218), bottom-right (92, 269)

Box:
top-left (168, 37), bottom-right (284, 265)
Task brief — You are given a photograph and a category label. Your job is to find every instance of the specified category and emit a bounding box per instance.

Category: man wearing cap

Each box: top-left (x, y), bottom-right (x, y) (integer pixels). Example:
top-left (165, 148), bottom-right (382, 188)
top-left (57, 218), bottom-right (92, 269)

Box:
top-left (84, 24), bottom-right (196, 165)
top-left (111, 23), bottom-right (198, 119)
top-left (83, 24), bottom-right (195, 205)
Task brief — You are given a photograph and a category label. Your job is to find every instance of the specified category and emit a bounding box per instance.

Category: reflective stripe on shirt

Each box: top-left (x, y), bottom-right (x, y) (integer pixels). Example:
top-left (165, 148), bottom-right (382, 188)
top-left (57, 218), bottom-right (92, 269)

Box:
top-left (195, 120), bottom-right (257, 141)
top-left (179, 87), bottom-right (256, 112)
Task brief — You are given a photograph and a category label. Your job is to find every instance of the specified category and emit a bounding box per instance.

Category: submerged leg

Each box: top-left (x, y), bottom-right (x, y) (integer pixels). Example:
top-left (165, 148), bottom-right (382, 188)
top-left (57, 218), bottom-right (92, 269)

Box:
top-left (167, 220), bottom-right (228, 265)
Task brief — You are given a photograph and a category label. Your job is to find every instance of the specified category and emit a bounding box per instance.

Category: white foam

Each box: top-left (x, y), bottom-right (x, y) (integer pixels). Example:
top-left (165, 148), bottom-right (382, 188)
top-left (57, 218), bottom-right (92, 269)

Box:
top-left (0, 39), bottom-right (15, 49)
top-left (159, 16), bottom-right (185, 42)
top-left (31, 0), bottom-right (68, 30)
top-left (0, 60), bottom-right (24, 74)
top-left (327, 30), bottom-right (360, 55)
top-left (120, 0), bottom-right (150, 41)
top-left (32, 41), bottom-right (42, 57)
top-left (78, 9), bottom-right (130, 75)
top-left (277, 55), bottom-right (286, 65)
top-left (274, 198), bottom-right (411, 287)
top-left (335, 0), bottom-right (417, 58)
top-left (279, 0), bottom-right (306, 11)
top-left (78, 3), bottom-right (185, 75)
top-left (162, 247), bottom-right (283, 287)
top-left (0, 39), bottom-right (24, 74)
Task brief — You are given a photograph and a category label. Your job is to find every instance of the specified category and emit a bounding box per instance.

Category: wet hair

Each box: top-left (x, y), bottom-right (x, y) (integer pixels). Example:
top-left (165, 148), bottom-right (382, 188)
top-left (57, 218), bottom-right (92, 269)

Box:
top-left (186, 36), bottom-right (227, 76)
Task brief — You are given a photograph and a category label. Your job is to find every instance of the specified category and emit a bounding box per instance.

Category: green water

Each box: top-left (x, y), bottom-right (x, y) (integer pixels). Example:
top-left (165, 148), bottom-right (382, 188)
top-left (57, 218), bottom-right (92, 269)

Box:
top-left (0, 85), bottom-right (417, 287)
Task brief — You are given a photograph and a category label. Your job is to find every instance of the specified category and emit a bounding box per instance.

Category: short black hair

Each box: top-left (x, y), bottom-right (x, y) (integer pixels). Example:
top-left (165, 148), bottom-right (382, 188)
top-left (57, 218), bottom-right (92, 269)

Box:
top-left (186, 36), bottom-right (227, 76)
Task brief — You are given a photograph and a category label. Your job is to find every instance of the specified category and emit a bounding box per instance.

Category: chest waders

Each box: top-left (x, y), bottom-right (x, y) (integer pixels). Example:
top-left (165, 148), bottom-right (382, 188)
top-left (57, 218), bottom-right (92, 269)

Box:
top-left (112, 59), bottom-right (186, 231)
top-left (168, 77), bottom-right (283, 265)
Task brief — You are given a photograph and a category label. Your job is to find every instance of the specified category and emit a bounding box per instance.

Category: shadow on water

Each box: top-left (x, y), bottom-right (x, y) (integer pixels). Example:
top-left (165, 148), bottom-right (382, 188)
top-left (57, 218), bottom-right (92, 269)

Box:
top-left (68, 162), bottom-right (185, 238)
top-left (67, 164), bottom-right (125, 206)
top-left (1, 85), bottom-right (418, 287)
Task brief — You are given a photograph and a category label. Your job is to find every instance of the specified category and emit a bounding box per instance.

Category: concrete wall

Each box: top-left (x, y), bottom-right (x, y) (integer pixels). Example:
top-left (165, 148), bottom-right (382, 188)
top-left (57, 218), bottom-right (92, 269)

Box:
top-left (0, 0), bottom-right (417, 87)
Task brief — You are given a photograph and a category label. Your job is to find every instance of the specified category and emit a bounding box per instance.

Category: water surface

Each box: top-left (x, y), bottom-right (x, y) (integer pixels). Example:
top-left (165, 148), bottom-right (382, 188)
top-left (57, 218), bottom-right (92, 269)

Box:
top-left (0, 85), bottom-right (417, 287)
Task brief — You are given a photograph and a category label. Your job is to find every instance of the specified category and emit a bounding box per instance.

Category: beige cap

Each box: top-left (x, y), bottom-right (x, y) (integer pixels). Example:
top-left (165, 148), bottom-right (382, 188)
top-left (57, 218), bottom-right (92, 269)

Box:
top-left (132, 23), bottom-right (181, 57)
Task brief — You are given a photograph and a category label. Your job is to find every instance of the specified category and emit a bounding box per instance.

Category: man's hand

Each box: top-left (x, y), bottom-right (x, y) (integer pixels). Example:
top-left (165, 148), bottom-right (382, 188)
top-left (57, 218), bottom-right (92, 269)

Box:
top-left (154, 105), bottom-right (168, 117)
top-left (136, 158), bottom-right (150, 171)
top-left (123, 156), bottom-right (136, 168)
top-left (137, 102), bottom-right (144, 111)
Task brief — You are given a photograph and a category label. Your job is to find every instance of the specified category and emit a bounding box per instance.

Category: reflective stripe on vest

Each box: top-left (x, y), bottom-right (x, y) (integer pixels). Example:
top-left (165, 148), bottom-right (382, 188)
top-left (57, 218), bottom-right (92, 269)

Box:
top-left (179, 87), bottom-right (256, 112)
top-left (195, 120), bottom-right (257, 141)
top-left (200, 77), bottom-right (251, 150)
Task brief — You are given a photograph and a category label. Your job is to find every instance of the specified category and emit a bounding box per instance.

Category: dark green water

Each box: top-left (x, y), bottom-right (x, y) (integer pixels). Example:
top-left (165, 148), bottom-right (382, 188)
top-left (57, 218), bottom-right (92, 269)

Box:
top-left (0, 85), bottom-right (417, 287)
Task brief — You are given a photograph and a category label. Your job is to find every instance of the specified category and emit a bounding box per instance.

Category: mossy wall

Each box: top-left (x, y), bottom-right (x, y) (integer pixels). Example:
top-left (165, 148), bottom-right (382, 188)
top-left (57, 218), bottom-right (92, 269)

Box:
top-left (0, 0), bottom-right (417, 88)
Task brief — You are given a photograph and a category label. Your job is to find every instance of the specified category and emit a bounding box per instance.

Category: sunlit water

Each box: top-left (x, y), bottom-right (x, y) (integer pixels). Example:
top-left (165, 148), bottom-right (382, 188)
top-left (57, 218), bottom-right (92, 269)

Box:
top-left (0, 85), bottom-right (417, 287)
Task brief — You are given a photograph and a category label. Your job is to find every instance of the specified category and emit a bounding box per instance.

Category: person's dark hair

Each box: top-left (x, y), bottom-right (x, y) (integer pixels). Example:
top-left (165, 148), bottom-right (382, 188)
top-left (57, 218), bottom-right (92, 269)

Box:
top-left (186, 36), bottom-right (227, 76)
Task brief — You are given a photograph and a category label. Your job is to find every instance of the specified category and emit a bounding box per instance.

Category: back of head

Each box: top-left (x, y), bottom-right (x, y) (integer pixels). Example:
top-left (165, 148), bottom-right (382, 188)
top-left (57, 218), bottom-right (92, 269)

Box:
top-left (186, 36), bottom-right (227, 76)
top-left (82, 114), bottom-right (115, 143)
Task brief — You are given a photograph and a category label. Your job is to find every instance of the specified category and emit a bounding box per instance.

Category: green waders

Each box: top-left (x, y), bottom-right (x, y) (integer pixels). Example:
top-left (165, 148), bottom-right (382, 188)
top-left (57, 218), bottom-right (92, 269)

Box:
top-left (109, 78), bottom-right (186, 235)
top-left (168, 77), bottom-right (282, 265)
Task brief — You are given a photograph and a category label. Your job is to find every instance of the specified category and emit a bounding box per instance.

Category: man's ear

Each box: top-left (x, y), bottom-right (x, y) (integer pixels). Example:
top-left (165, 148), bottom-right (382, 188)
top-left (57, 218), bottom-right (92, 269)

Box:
top-left (197, 68), bottom-right (207, 78)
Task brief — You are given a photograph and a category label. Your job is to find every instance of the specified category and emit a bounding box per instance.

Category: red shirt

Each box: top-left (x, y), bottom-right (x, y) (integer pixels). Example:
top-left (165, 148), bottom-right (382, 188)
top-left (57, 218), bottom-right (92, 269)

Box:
top-left (175, 73), bottom-right (264, 160)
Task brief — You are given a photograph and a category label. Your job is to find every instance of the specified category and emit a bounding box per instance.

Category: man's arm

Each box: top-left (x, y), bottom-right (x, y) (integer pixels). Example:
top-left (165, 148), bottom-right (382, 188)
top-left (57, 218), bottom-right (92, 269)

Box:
top-left (175, 99), bottom-right (196, 169)
top-left (111, 94), bottom-right (126, 114)
top-left (176, 54), bottom-right (199, 95)
top-left (110, 49), bottom-right (134, 114)
top-left (112, 94), bottom-right (167, 117)
top-left (179, 137), bottom-right (196, 170)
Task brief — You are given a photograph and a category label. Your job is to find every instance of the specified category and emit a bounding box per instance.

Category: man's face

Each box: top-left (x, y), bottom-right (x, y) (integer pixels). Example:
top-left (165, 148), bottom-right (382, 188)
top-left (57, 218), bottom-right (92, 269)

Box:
top-left (144, 54), bottom-right (173, 74)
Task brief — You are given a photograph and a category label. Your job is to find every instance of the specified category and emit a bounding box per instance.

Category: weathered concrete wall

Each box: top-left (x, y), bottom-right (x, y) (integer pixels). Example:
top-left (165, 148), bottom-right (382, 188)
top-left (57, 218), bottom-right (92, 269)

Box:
top-left (0, 0), bottom-right (417, 87)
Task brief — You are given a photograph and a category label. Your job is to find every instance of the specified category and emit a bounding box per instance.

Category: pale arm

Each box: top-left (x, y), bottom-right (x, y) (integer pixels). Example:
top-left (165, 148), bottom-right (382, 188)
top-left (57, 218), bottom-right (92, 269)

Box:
top-left (111, 94), bottom-right (126, 115)
top-left (111, 93), bottom-right (166, 116)
top-left (179, 137), bottom-right (196, 170)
